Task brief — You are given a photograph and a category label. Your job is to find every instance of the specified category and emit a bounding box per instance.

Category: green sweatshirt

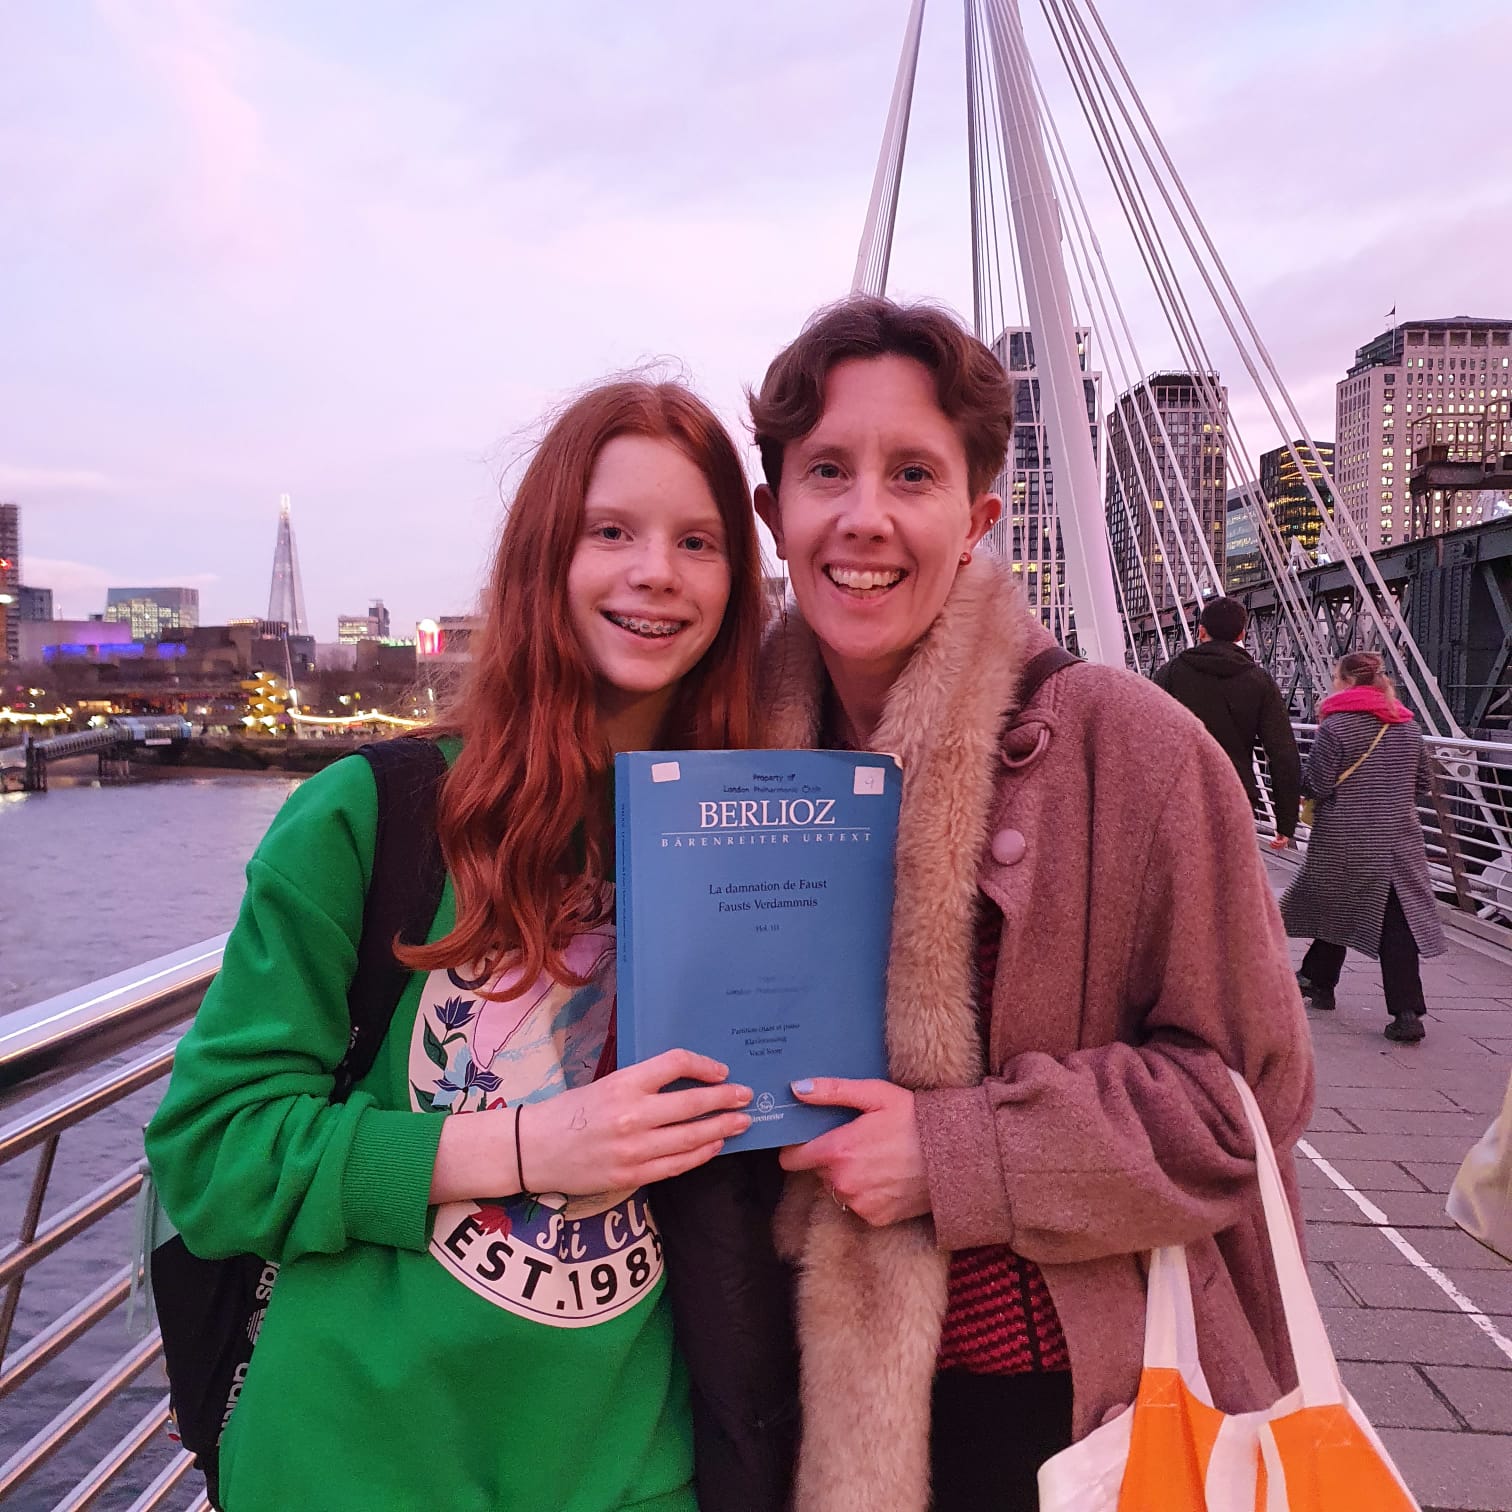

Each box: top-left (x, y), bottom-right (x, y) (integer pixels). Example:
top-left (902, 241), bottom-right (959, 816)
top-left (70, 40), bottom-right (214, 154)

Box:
top-left (145, 754), bottom-right (694, 1512)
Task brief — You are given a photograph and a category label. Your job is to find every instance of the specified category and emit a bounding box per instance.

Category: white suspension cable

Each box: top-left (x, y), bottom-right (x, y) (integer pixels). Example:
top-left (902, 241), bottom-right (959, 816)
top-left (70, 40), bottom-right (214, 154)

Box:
top-left (1040, 0), bottom-right (1328, 695)
top-left (966, 0), bottom-right (986, 338)
top-left (1038, 0), bottom-right (1235, 613)
top-left (974, 2), bottom-right (1018, 347)
top-left (977, 0), bottom-right (1124, 663)
top-left (1070, 0), bottom-right (1456, 731)
top-left (1039, 0), bottom-right (1329, 695)
top-left (1104, 512), bottom-right (1146, 670)
top-left (1023, 87), bottom-right (1177, 660)
top-left (978, 0), bottom-right (1097, 650)
top-left (853, 0), bottom-right (930, 297)
top-left (1033, 83), bottom-right (1200, 645)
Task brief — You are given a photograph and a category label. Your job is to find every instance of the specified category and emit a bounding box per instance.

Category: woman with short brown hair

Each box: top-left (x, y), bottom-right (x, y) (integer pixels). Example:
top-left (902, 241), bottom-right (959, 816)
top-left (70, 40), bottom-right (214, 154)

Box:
top-left (748, 295), bottom-right (1314, 1512)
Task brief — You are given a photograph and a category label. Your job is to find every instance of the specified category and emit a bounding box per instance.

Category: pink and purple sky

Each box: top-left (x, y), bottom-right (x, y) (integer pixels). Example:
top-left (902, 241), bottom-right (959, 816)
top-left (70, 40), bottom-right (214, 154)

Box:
top-left (5, 0), bottom-right (1510, 639)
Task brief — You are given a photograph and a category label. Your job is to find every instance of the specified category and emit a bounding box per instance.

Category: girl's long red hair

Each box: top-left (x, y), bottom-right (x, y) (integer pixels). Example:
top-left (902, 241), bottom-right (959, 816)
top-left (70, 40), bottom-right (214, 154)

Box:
top-left (397, 381), bottom-right (765, 995)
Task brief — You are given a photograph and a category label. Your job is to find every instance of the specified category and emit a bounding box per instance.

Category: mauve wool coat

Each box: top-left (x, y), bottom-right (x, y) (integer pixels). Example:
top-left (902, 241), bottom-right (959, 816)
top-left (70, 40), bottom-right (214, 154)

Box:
top-left (1281, 710), bottom-right (1447, 959)
top-left (761, 557), bottom-right (1316, 1512)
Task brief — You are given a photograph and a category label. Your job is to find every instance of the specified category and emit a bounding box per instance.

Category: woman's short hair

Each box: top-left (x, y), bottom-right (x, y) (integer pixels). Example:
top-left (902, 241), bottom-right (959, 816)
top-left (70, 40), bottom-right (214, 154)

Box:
top-left (749, 296), bottom-right (1015, 499)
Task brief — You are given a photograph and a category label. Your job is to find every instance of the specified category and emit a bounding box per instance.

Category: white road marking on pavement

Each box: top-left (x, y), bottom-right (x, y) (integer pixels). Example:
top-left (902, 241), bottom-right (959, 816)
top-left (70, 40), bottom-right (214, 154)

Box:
top-left (1298, 1138), bottom-right (1512, 1366)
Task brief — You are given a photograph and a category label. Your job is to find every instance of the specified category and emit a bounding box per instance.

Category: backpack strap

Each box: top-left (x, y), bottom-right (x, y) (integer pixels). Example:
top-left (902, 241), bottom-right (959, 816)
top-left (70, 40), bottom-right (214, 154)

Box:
top-left (1014, 645), bottom-right (1081, 713)
top-left (333, 737), bottom-right (449, 1102)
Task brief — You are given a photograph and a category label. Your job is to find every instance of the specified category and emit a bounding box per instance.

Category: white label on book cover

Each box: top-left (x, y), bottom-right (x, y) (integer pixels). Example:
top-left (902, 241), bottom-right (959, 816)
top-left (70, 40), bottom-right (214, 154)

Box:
top-left (650, 761), bottom-right (681, 783)
top-left (853, 765), bottom-right (886, 795)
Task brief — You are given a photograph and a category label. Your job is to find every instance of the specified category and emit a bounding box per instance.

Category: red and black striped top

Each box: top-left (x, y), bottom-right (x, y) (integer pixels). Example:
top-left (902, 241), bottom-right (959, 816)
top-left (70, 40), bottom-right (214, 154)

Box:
top-left (935, 898), bottom-right (1070, 1375)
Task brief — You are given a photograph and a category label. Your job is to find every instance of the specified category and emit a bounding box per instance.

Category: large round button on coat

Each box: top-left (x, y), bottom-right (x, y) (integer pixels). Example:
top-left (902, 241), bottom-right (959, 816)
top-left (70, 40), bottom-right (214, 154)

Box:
top-left (991, 827), bottom-right (1027, 866)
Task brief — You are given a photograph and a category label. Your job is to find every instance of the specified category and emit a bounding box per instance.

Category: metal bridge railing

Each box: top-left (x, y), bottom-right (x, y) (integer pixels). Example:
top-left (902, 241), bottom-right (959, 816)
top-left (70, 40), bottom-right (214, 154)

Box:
top-left (1254, 726), bottom-right (1512, 929)
top-left (0, 940), bottom-right (224, 1511)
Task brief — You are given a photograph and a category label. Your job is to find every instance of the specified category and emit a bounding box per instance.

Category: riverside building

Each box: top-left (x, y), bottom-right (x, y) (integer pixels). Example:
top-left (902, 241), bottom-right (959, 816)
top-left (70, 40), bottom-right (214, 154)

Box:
top-left (1105, 372), bottom-right (1228, 618)
top-left (0, 502), bottom-right (19, 662)
top-left (1225, 484), bottom-right (1265, 590)
top-left (104, 587), bottom-right (200, 641)
top-left (1259, 440), bottom-right (1335, 563)
top-left (1335, 317), bottom-right (1512, 549)
top-left (337, 600), bottom-right (391, 644)
top-left (981, 327), bottom-right (1099, 634)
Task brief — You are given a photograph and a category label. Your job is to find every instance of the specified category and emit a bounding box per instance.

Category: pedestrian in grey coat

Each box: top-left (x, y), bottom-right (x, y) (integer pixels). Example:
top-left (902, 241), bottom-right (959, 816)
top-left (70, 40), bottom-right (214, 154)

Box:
top-left (1282, 650), bottom-right (1446, 1041)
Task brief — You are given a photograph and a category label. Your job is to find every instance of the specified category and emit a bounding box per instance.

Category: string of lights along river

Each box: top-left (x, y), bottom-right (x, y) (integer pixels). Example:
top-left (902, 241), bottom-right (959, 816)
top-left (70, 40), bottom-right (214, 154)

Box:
top-left (0, 771), bottom-right (301, 1511)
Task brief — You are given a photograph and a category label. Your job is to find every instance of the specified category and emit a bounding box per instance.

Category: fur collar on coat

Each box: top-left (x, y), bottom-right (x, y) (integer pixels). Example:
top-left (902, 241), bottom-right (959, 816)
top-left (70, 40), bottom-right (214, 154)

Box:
top-left (761, 556), bottom-right (1041, 1512)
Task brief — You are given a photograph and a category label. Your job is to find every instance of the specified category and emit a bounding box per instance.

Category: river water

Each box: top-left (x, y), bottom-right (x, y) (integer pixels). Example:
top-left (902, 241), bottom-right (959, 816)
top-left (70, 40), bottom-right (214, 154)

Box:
top-left (0, 771), bottom-right (302, 1510)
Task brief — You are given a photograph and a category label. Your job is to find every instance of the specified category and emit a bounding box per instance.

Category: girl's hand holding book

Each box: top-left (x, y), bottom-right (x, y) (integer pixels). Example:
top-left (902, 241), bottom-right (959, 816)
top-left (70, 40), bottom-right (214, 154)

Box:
top-left (519, 1049), bottom-right (753, 1195)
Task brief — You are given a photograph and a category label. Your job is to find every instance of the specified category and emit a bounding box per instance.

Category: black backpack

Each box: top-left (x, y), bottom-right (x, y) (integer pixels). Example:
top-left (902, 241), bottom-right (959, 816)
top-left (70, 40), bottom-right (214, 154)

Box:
top-left (150, 737), bottom-right (448, 1509)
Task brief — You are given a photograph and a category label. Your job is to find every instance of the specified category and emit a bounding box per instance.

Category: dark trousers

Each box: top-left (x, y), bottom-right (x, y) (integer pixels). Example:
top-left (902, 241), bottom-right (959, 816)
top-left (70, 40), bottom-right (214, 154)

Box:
top-left (929, 1368), bottom-right (1074, 1512)
top-left (1302, 887), bottom-right (1427, 1019)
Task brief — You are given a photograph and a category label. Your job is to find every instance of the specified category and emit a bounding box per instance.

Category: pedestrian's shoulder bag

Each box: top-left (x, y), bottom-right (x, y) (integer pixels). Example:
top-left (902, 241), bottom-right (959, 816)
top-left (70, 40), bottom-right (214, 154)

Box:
top-left (1299, 720), bottom-right (1388, 828)
top-left (136, 736), bottom-right (448, 1509)
top-left (1037, 1069), bottom-right (1420, 1511)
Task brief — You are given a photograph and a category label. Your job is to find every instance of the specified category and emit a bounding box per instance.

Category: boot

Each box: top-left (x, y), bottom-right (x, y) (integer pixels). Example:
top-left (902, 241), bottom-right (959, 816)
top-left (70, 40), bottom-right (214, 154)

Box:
top-left (1296, 970), bottom-right (1336, 1012)
top-left (1385, 1012), bottom-right (1426, 1043)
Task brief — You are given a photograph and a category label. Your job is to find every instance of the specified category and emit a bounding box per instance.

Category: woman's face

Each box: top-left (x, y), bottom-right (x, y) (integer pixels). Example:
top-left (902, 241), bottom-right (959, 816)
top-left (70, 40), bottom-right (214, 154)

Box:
top-left (567, 434), bottom-right (732, 730)
top-left (756, 355), bottom-right (1000, 690)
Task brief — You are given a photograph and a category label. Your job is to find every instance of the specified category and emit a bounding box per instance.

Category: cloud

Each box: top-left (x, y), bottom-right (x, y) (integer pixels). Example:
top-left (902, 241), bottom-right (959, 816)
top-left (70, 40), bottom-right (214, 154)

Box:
top-left (22, 556), bottom-right (117, 620)
top-left (0, 466), bottom-right (121, 495)
top-left (24, 556), bottom-right (219, 621)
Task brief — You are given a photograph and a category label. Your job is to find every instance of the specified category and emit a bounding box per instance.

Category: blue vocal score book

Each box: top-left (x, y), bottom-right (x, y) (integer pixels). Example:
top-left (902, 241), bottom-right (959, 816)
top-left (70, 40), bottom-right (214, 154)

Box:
top-left (615, 749), bottom-right (901, 1153)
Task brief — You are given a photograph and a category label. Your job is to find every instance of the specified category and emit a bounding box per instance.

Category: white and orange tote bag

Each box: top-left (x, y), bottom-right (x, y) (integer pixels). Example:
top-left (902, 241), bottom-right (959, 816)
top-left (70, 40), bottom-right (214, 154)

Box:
top-left (1038, 1070), bottom-right (1419, 1512)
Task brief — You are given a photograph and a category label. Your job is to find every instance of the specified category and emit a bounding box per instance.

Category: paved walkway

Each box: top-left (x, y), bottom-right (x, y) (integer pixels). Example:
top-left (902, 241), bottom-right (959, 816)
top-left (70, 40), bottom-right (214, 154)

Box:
top-left (1275, 859), bottom-right (1512, 1512)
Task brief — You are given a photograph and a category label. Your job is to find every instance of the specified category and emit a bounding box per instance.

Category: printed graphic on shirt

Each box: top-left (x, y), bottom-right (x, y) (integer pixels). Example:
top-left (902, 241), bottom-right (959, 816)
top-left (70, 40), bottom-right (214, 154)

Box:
top-left (410, 924), bottom-right (664, 1328)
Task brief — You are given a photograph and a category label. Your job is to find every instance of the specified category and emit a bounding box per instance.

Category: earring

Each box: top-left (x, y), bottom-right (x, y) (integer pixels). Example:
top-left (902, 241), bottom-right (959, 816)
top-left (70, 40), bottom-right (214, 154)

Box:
top-left (959, 550), bottom-right (972, 565)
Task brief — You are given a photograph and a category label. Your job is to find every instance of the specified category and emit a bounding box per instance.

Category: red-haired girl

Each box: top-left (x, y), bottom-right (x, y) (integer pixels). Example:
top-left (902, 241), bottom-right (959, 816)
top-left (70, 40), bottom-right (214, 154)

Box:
top-left (146, 382), bottom-right (768, 1512)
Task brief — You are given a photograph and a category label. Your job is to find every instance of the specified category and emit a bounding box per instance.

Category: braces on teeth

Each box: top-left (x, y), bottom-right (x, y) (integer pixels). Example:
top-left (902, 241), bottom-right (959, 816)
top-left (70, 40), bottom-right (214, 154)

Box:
top-left (609, 613), bottom-right (682, 637)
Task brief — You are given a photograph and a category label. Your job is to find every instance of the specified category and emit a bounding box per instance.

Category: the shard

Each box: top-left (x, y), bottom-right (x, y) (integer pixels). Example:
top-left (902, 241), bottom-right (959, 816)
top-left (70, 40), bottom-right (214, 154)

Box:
top-left (265, 492), bottom-right (309, 636)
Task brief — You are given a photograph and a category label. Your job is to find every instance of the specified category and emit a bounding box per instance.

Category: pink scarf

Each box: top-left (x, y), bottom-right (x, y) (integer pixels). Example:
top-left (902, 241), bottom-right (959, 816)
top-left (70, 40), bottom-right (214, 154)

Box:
top-left (1317, 685), bottom-right (1414, 723)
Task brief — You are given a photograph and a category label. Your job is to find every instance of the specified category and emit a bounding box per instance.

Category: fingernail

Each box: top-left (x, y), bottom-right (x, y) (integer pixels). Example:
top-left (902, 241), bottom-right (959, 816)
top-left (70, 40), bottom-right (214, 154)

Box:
top-left (735, 1115), bottom-right (751, 1130)
top-left (734, 1086), bottom-right (753, 1104)
top-left (791, 1079), bottom-right (814, 1095)
top-left (718, 1062), bottom-right (730, 1078)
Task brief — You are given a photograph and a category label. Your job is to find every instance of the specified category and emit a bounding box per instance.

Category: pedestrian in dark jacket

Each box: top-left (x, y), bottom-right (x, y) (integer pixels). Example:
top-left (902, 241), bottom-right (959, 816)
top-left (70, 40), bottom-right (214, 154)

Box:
top-left (1282, 650), bottom-right (1447, 1042)
top-left (1153, 596), bottom-right (1302, 846)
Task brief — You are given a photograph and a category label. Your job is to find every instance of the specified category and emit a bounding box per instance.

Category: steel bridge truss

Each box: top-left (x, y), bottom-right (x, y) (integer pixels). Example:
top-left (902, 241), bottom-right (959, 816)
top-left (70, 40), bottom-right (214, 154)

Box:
top-left (1126, 516), bottom-right (1512, 731)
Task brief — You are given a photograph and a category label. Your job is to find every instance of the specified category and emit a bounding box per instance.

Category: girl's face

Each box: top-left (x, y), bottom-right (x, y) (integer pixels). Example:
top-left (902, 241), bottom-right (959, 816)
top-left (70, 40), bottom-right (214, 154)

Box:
top-left (568, 434), bottom-right (732, 738)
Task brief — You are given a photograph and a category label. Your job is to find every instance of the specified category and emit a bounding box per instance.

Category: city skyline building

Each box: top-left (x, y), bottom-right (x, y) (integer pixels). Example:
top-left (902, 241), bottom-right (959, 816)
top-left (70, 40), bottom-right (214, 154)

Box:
top-left (18, 618), bottom-right (135, 664)
top-left (1258, 440), bottom-right (1335, 564)
top-left (417, 614), bottom-right (482, 667)
top-left (103, 586), bottom-right (200, 641)
top-left (337, 599), bottom-right (391, 644)
top-left (1104, 372), bottom-right (1229, 619)
top-left (266, 493), bottom-right (309, 637)
top-left (1335, 316), bottom-right (1512, 549)
top-left (1224, 483), bottom-right (1265, 590)
top-left (981, 327), bottom-right (1100, 634)
top-left (18, 585), bottom-right (53, 622)
top-left (0, 502), bottom-right (19, 662)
